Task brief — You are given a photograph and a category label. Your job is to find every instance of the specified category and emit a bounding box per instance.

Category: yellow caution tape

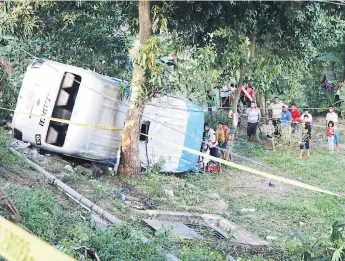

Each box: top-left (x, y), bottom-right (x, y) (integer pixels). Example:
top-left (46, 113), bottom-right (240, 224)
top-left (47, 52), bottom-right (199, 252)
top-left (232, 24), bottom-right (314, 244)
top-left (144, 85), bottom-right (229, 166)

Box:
top-left (143, 133), bottom-right (345, 198)
top-left (0, 216), bottom-right (76, 261)
top-left (0, 107), bottom-right (122, 131)
top-left (2, 106), bottom-right (344, 197)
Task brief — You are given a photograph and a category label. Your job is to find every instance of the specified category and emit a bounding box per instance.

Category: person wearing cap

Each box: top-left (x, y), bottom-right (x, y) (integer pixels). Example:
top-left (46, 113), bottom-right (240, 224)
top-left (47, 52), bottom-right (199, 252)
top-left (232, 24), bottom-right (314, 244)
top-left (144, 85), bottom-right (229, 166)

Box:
top-left (269, 97), bottom-right (283, 136)
top-left (326, 105), bottom-right (340, 152)
top-left (281, 105), bottom-right (292, 128)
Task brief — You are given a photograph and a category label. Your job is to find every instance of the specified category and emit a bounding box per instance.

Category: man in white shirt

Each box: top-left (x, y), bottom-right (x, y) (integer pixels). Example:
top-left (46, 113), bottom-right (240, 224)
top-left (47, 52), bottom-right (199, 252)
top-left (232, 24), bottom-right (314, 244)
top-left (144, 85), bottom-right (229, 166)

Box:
top-left (326, 105), bottom-right (339, 152)
top-left (269, 97), bottom-right (283, 136)
top-left (300, 108), bottom-right (313, 123)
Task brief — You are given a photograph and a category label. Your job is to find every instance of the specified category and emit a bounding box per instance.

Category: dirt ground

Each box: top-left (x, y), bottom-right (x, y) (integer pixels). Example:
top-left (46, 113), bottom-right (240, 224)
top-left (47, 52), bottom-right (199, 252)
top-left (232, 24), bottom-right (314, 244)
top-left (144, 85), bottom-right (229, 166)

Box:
top-left (0, 166), bottom-right (42, 188)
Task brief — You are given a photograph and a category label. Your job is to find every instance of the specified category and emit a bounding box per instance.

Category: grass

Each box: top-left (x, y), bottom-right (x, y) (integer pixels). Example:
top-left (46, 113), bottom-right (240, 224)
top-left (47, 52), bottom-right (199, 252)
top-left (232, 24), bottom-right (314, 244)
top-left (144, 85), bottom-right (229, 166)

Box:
top-left (0, 131), bottom-right (227, 261)
top-left (3, 185), bottom-right (226, 261)
top-left (80, 144), bottom-right (345, 258)
top-left (229, 142), bottom-right (345, 257)
top-left (5, 187), bottom-right (170, 261)
top-left (0, 129), bottom-right (29, 169)
top-left (259, 148), bottom-right (345, 193)
top-left (2, 121), bottom-right (345, 260)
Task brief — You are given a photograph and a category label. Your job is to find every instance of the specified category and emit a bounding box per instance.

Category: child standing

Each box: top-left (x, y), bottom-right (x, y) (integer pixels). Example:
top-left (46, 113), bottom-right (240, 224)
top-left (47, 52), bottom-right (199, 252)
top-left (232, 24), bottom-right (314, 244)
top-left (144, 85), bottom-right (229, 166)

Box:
top-left (265, 119), bottom-right (275, 150)
top-left (298, 115), bottom-right (311, 159)
top-left (327, 121), bottom-right (335, 152)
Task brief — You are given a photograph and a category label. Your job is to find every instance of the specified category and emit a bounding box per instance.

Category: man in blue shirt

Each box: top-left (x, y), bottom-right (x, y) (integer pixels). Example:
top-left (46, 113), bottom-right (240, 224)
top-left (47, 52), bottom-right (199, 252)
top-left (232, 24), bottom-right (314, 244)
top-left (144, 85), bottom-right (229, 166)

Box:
top-left (281, 104), bottom-right (292, 128)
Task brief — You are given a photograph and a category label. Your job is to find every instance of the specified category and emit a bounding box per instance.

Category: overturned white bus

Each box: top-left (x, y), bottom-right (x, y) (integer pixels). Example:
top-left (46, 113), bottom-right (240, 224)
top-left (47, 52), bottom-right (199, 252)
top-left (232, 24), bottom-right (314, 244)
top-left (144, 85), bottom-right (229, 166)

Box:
top-left (11, 59), bottom-right (204, 173)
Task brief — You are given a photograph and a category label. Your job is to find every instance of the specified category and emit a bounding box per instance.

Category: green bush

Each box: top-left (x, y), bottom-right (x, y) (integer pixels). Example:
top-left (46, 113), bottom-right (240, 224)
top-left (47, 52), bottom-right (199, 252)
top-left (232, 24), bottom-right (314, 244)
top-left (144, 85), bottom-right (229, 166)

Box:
top-left (6, 185), bottom-right (228, 261)
top-left (6, 186), bottom-right (171, 260)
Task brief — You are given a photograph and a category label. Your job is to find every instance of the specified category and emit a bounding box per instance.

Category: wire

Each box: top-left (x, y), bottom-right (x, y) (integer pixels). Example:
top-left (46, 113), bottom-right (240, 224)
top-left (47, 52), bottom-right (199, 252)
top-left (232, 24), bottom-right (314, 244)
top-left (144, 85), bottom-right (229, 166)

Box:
top-left (14, 47), bottom-right (343, 112)
top-left (12, 47), bottom-right (343, 179)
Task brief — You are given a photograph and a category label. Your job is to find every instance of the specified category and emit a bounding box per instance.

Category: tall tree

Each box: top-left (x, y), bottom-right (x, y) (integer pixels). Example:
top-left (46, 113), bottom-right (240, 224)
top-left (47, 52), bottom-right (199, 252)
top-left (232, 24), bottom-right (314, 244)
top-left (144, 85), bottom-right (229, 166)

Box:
top-left (0, 1), bottom-right (129, 115)
top-left (157, 1), bottom-right (344, 128)
top-left (118, 0), bottom-right (152, 176)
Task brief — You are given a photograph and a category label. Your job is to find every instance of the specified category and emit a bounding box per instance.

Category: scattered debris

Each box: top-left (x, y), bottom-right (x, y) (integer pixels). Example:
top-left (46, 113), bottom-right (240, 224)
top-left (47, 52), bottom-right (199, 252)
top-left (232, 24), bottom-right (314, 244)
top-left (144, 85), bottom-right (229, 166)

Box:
top-left (9, 140), bottom-right (31, 150)
top-left (115, 193), bottom-right (126, 201)
top-left (240, 208), bottom-right (256, 213)
top-left (74, 246), bottom-right (101, 261)
top-left (107, 167), bottom-right (115, 175)
top-left (30, 149), bottom-right (40, 162)
top-left (164, 189), bottom-right (174, 199)
top-left (75, 165), bottom-right (94, 175)
top-left (144, 198), bottom-right (155, 209)
top-left (0, 187), bottom-right (20, 223)
top-left (266, 235), bottom-right (277, 241)
top-left (64, 165), bottom-right (74, 173)
top-left (0, 187), bottom-right (32, 233)
top-left (143, 219), bottom-right (203, 240)
top-left (269, 181), bottom-right (274, 187)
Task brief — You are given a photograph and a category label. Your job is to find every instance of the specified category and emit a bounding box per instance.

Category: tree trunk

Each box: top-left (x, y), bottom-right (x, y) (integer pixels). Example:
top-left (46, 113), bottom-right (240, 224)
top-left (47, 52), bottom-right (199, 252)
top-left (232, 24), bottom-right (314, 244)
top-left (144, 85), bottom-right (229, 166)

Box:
top-left (256, 91), bottom-right (266, 120)
top-left (118, 0), bottom-right (152, 176)
top-left (231, 68), bottom-right (245, 128)
top-left (330, 62), bottom-right (336, 94)
top-left (231, 34), bottom-right (256, 128)
top-left (172, 29), bottom-right (178, 71)
top-left (232, 34), bottom-right (262, 144)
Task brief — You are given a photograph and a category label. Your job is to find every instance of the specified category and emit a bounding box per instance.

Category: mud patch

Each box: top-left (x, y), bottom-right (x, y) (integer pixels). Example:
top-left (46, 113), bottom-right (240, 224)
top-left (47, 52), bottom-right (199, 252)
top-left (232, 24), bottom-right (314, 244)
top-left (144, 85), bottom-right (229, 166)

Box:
top-left (0, 167), bottom-right (43, 187)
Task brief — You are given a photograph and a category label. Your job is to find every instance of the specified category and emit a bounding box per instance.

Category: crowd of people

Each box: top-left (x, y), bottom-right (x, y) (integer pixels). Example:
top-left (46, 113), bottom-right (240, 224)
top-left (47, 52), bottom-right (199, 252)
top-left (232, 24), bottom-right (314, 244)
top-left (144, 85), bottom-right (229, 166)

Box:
top-left (201, 83), bottom-right (342, 172)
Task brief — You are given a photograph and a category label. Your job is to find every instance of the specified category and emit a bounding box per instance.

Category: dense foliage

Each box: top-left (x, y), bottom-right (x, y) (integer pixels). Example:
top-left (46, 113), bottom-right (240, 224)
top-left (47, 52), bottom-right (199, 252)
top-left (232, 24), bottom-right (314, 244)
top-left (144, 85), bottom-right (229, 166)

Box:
top-left (2, 1), bottom-right (345, 259)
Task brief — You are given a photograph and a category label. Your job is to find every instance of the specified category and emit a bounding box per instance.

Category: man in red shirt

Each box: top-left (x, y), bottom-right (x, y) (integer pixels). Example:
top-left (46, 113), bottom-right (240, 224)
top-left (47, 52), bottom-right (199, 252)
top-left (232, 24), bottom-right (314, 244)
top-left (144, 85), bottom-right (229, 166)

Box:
top-left (290, 104), bottom-right (301, 132)
top-left (245, 85), bottom-right (254, 107)
top-left (240, 84), bottom-right (247, 107)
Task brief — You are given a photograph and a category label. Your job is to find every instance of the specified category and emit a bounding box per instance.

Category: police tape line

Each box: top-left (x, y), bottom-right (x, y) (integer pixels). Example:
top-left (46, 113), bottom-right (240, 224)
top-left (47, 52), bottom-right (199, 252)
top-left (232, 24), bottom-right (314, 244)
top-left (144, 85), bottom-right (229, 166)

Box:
top-left (1, 106), bottom-right (344, 197)
top-left (0, 107), bottom-right (123, 131)
top-left (0, 216), bottom-right (76, 261)
top-left (236, 114), bottom-right (345, 131)
top-left (142, 133), bottom-right (345, 198)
